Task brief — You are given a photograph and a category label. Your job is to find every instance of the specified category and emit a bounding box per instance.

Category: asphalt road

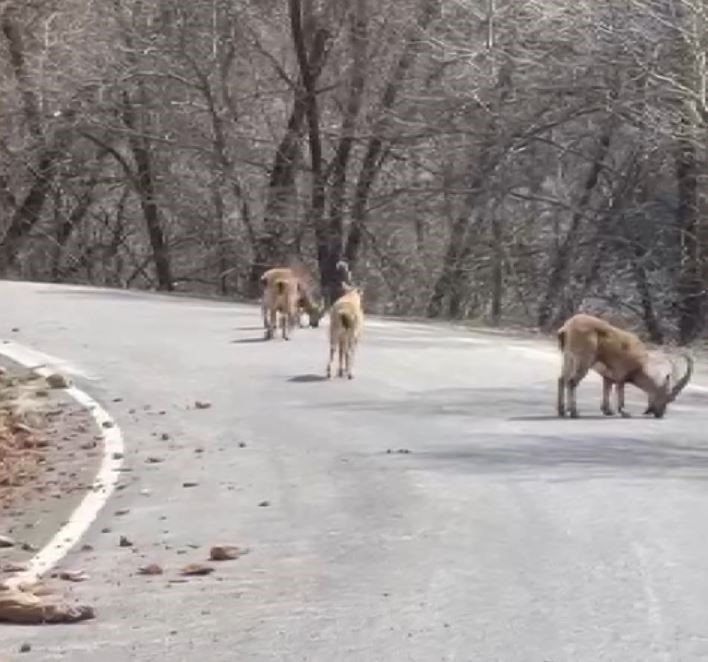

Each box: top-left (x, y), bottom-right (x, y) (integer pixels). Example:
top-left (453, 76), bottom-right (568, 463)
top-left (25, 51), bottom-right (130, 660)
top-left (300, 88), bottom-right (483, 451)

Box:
top-left (2, 280), bottom-right (708, 662)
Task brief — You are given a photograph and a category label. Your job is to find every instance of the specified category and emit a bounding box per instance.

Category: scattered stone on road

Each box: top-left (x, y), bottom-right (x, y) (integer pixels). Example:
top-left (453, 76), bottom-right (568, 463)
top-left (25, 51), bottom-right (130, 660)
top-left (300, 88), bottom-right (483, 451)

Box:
top-left (258, 500), bottom-right (270, 507)
top-left (0, 535), bottom-right (15, 548)
top-left (194, 401), bottom-right (212, 410)
top-left (146, 456), bottom-right (164, 464)
top-left (180, 563), bottom-right (214, 576)
top-left (182, 481), bottom-right (198, 488)
top-left (209, 545), bottom-right (249, 562)
top-left (45, 372), bottom-right (71, 389)
top-left (119, 535), bottom-right (133, 547)
top-left (58, 570), bottom-right (88, 583)
top-left (0, 583), bottom-right (95, 624)
top-left (138, 563), bottom-right (163, 576)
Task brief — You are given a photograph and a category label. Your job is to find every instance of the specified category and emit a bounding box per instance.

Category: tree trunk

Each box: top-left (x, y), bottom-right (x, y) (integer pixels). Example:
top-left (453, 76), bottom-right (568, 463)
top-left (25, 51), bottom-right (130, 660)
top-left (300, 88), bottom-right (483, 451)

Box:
top-left (536, 122), bottom-right (613, 329)
top-left (121, 88), bottom-right (173, 291)
top-left (344, 0), bottom-right (439, 273)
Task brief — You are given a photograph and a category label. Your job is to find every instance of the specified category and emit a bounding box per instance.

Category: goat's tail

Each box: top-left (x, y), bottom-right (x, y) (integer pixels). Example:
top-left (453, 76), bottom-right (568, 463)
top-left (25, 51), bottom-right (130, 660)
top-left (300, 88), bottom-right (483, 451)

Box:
top-left (557, 329), bottom-right (566, 352)
top-left (339, 312), bottom-right (353, 330)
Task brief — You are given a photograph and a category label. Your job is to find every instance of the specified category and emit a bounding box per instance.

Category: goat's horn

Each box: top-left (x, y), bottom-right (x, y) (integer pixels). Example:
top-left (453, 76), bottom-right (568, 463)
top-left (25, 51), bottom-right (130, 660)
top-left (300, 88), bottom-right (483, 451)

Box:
top-left (669, 353), bottom-right (693, 402)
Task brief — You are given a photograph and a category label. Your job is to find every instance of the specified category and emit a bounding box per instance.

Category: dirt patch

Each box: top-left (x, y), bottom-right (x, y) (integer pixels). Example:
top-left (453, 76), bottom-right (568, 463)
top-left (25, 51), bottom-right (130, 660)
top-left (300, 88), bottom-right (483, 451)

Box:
top-left (0, 359), bottom-right (101, 580)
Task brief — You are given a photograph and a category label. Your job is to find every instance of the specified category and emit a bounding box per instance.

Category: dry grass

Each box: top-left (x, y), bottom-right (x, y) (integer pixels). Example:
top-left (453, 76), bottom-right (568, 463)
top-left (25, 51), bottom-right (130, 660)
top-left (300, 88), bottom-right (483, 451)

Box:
top-left (0, 371), bottom-right (51, 503)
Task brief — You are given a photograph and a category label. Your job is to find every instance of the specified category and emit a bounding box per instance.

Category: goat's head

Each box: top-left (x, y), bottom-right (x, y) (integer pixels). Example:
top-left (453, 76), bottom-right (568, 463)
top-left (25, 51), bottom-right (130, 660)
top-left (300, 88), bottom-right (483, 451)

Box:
top-left (306, 301), bottom-right (325, 328)
top-left (644, 353), bottom-right (693, 418)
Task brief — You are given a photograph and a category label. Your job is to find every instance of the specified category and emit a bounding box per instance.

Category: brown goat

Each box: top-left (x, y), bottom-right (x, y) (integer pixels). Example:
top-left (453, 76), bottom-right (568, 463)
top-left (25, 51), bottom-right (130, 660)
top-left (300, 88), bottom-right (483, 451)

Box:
top-left (326, 285), bottom-right (363, 380)
top-left (557, 313), bottom-right (693, 419)
top-left (260, 267), bottom-right (324, 329)
top-left (261, 273), bottom-right (300, 340)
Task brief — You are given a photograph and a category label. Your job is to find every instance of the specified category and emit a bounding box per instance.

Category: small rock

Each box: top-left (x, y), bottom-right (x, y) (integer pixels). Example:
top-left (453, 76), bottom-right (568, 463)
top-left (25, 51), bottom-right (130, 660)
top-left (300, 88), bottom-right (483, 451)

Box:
top-left (113, 397), bottom-right (123, 403)
top-left (160, 433), bottom-right (170, 441)
top-left (182, 481), bottom-right (198, 488)
top-left (19, 642), bottom-right (31, 653)
top-left (20, 542), bottom-right (37, 552)
top-left (180, 563), bottom-right (214, 576)
top-left (80, 544), bottom-right (94, 552)
top-left (102, 420), bottom-right (114, 429)
top-left (138, 563), bottom-right (163, 576)
top-left (115, 508), bottom-right (130, 516)
top-left (146, 456), bottom-right (164, 464)
top-left (258, 500), bottom-right (270, 508)
top-left (112, 452), bottom-right (124, 460)
top-left (238, 442), bottom-right (247, 448)
top-left (46, 372), bottom-right (71, 389)
top-left (101, 527), bottom-right (111, 534)
top-left (11, 422), bottom-right (33, 435)
top-left (11, 327), bottom-right (20, 333)
top-left (194, 400), bottom-right (211, 410)
top-left (0, 535), bottom-right (15, 548)
top-left (119, 536), bottom-right (133, 548)
top-left (194, 448), bottom-right (204, 454)
top-left (59, 570), bottom-right (88, 582)
top-left (80, 440), bottom-right (97, 450)
top-left (209, 545), bottom-right (249, 562)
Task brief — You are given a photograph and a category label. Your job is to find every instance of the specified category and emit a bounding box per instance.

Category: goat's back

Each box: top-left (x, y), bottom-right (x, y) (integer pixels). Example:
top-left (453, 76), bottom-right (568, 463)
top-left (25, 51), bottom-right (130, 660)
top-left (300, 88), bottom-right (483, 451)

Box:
top-left (559, 313), bottom-right (647, 377)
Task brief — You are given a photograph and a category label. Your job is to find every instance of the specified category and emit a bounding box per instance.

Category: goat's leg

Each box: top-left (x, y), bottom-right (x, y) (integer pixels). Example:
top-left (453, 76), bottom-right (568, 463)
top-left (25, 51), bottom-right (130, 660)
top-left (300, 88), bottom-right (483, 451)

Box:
top-left (345, 340), bottom-right (354, 380)
top-left (337, 338), bottom-right (349, 377)
top-left (617, 382), bottom-right (631, 418)
top-left (567, 378), bottom-right (580, 418)
top-left (601, 377), bottom-right (615, 416)
top-left (326, 339), bottom-right (336, 378)
top-left (567, 367), bottom-right (590, 418)
top-left (282, 311), bottom-right (290, 340)
top-left (265, 307), bottom-right (276, 340)
top-left (557, 377), bottom-right (566, 417)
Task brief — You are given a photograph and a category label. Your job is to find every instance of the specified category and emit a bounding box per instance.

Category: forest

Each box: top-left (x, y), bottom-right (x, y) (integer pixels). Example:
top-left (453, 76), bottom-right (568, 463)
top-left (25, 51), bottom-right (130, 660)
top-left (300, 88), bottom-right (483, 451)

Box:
top-left (1, 0), bottom-right (707, 343)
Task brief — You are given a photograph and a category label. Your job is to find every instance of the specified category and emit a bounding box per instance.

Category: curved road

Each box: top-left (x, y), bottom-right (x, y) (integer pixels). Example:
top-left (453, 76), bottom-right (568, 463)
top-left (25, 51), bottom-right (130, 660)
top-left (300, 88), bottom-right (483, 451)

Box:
top-left (2, 280), bottom-right (708, 661)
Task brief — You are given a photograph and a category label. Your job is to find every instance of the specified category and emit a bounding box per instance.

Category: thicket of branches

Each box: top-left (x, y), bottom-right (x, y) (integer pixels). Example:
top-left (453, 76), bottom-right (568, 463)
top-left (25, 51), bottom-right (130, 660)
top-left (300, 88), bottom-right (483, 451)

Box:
top-left (2, 0), bottom-right (708, 342)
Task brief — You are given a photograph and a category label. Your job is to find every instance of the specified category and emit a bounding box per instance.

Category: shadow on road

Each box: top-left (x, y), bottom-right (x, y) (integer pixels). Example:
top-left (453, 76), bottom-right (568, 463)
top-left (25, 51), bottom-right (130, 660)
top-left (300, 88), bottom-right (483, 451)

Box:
top-left (231, 337), bottom-right (268, 344)
top-left (416, 434), bottom-right (708, 480)
top-left (289, 374), bottom-right (328, 383)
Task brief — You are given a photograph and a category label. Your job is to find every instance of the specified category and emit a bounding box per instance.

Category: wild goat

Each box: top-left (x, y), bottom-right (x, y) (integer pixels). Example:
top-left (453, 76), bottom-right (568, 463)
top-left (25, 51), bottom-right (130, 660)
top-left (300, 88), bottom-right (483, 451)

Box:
top-left (261, 272), bottom-right (300, 340)
top-left (260, 267), bottom-right (324, 329)
top-left (326, 284), bottom-right (363, 380)
top-left (557, 313), bottom-right (693, 419)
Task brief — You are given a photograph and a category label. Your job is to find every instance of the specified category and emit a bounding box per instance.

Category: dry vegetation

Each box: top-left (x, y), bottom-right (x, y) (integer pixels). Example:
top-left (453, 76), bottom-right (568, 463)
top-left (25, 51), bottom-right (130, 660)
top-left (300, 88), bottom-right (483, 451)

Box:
top-left (0, 371), bottom-right (50, 501)
top-left (2, 0), bottom-right (708, 342)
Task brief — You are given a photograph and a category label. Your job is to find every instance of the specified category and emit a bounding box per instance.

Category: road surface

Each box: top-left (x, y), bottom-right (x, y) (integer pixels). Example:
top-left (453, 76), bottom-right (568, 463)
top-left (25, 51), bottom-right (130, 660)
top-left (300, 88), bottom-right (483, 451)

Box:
top-left (2, 280), bottom-right (708, 661)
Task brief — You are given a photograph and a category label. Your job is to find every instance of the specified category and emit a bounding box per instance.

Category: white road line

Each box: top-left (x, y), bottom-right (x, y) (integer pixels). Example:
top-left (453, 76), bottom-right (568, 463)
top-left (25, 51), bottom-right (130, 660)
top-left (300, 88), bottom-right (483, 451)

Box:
top-left (0, 340), bottom-right (124, 588)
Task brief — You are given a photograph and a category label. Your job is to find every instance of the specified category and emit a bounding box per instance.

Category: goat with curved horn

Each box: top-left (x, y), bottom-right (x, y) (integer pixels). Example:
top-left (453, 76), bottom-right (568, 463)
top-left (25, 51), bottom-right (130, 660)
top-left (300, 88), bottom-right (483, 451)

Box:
top-left (557, 313), bottom-right (694, 419)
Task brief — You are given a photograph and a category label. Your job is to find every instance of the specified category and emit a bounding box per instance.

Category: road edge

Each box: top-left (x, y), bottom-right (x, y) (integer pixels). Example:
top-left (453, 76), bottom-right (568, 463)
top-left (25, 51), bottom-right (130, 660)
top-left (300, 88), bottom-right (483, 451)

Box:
top-left (0, 340), bottom-right (124, 588)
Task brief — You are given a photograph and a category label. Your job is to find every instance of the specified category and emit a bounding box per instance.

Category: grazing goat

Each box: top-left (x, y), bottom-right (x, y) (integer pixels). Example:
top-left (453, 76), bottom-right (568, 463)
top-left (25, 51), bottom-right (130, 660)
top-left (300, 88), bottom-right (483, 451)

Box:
top-left (261, 272), bottom-right (300, 340)
top-left (326, 285), bottom-right (363, 379)
top-left (260, 267), bottom-right (324, 329)
top-left (556, 313), bottom-right (693, 419)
